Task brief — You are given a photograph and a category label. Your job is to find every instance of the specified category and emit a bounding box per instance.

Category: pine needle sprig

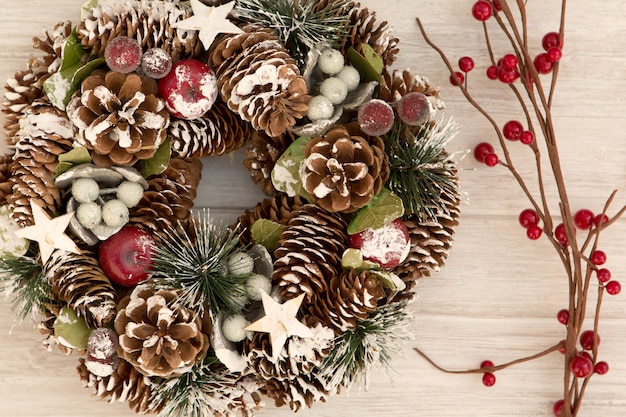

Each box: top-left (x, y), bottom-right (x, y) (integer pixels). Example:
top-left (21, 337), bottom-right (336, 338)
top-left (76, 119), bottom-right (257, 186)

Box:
top-left (234, 0), bottom-right (353, 66)
top-left (319, 301), bottom-right (413, 391)
top-left (0, 252), bottom-right (51, 323)
top-left (385, 118), bottom-right (461, 222)
top-left (149, 210), bottom-right (249, 314)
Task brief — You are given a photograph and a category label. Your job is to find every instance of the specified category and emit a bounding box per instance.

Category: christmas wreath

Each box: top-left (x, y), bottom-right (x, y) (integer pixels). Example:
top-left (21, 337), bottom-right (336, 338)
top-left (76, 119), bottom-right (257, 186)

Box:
top-left (0, 0), bottom-right (460, 416)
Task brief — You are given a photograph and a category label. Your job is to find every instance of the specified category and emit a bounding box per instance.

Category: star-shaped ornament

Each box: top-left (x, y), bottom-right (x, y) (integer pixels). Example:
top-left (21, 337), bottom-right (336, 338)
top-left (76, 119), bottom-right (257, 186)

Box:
top-left (14, 201), bottom-right (80, 263)
top-left (172, 0), bottom-right (243, 50)
top-left (245, 290), bottom-right (313, 362)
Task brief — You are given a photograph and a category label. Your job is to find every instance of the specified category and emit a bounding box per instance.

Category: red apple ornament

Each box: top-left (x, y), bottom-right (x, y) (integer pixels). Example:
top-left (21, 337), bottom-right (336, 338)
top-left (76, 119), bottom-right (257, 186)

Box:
top-left (157, 59), bottom-right (218, 120)
top-left (348, 218), bottom-right (411, 269)
top-left (98, 225), bottom-right (155, 286)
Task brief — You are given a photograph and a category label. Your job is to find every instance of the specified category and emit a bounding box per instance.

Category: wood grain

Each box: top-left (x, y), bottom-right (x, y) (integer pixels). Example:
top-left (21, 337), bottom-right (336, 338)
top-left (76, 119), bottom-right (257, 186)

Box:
top-left (2, 1), bottom-right (626, 416)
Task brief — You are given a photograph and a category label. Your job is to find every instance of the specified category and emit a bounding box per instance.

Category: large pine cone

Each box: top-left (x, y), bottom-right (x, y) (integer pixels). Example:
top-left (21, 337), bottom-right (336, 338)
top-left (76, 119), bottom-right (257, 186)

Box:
top-left (66, 70), bottom-right (169, 167)
top-left (243, 131), bottom-right (296, 196)
top-left (273, 205), bottom-right (348, 304)
top-left (43, 249), bottom-right (117, 328)
top-left (77, 0), bottom-right (202, 62)
top-left (0, 154), bottom-right (12, 205)
top-left (301, 124), bottom-right (389, 213)
top-left (114, 284), bottom-right (211, 378)
top-left (169, 101), bottom-right (251, 158)
top-left (8, 102), bottom-right (74, 226)
top-left (209, 26), bottom-right (310, 137)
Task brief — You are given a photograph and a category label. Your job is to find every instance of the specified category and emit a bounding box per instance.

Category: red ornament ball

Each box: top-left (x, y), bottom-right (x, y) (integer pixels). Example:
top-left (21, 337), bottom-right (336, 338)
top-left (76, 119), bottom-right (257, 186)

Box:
top-left (574, 209), bottom-right (594, 230)
top-left (104, 36), bottom-right (142, 74)
top-left (606, 280), bottom-right (621, 295)
top-left (519, 208), bottom-right (539, 228)
top-left (534, 53), bottom-right (554, 74)
top-left (520, 130), bottom-right (535, 145)
top-left (556, 309), bottom-right (569, 325)
top-left (590, 250), bottom-right (607, 266)
top-left (357, 99), bottom-right (395, 136)
top-left (484, 153), bottom-right (499, 167)
top-left (547, 47), bottom-right (563, 62)
top-left (570, 354), bottom-right (593, 378)
top-left (486, 65), bottom-right (499, 80)
top-left (579, 330), bottom-right (600, 351)
top-left (526, 224), bottom-right (543, 240)
top-left (472, 1), bottom-right (493, 21)
top-left (542, 31), bottom-right (563, 50)
top-left (503, 120), bottom-right (524, 140)
top-left (482, 372), bottom-right (496, 387)
top-left (596, 268), bottom-right (612, 283)
top-left (474, 142), bottom-right (495, 163)
top-left (594, 361), bottom-right (609, 375)
top-left (501, 54), bottom-right (518, 70)
top-left (459, 56), bottom-right (475, 72)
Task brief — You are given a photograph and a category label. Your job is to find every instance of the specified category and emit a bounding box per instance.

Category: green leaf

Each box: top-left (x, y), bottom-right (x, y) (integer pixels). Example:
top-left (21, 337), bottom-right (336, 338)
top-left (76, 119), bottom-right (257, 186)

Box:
top-left (53, 306), bottom-right (92, 350)
top-left (347, 189), bottom-right (405, 235)
top-left (370, 270), bottom-right (406, 292)
top-left (347, 46), bottom-right (383, 83)
top-left (140, 139), bottom-right (171, 178)
top-left (55, 146), bottom-right (93, 177)
top-left (341, 248), bottom-right (380, 271)
top-left (60, 29), bottom-right (84, 72)
top-left (251, 219), bottom-right (285, 252)
top-left (271, 136), bottom-right (313, 199)
top-left (70, 57), bottom-right (105, 91)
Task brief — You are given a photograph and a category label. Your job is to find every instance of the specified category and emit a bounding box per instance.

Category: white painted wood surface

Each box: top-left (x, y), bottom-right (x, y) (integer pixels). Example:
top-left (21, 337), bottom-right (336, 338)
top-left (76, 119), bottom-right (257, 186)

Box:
top-left (2, 1), bottom-right (626, 416)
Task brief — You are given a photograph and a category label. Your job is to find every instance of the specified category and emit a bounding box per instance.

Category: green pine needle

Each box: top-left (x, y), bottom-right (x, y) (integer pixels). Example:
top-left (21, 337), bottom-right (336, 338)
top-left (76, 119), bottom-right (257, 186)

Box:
top-left (0, 253), bottom-right (51, 323)
top-left (385, 118), bottom-right (460, 222)
top-left (234, 0), bottom-right (352, 65)
top-left (150, 210), bottom-right (248, 314)
top-left (319, 301), bottom-right (413, 391)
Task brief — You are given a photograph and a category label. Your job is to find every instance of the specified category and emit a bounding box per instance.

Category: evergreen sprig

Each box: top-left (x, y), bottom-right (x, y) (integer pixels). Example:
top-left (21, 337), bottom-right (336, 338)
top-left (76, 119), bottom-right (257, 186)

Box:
top-left (385, 118), bottom-right (461, 222)
top-left (0, 252), bottom-right (51, 322)
top-left (319, 301), bottom-right (413, 391)
top-left (149, 210), bottom-right (248, 314)
top-left (234, 0), bottom-right (352, 66)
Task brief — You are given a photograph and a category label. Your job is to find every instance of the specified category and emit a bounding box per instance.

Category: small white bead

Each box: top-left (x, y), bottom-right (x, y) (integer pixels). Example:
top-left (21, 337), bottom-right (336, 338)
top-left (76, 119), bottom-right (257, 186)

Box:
top-left (246, 273), bottom-right (272, 301)
top-left (76, 202), bottom-right (102, 229)
top-left (71, 178), bottom-right (100, 203)
top-left (318, 48), bottom-right (345, 75)
top-left (221, 314), bottom-right (251, 343)
top-left (117, 181), bottom-right (145, 208)
top-left (320, 77), bottom-right (348, 104)
top-left (227, 252), bottom-right (254, 276)
top-left (101, 199), bottom-right (129, 228)
top-left (336, 66), bottom-right (361, 91)
top-left (307, 95), bottom-right (334, 121)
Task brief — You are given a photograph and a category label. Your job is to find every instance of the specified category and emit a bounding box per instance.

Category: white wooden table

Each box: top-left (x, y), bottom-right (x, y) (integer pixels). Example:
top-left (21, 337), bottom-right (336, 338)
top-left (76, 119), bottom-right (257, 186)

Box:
top-left (2, 1), bottom-right (626, 416)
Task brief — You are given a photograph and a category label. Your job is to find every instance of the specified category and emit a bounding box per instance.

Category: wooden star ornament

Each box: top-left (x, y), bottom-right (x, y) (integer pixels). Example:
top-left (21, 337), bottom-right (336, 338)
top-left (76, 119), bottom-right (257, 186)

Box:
top-left (14, 201), bottom-right (80, 263)
top-left (245, 290), bottom-right (313, 362)
top-left (172, 0), bottom-right (243, 50)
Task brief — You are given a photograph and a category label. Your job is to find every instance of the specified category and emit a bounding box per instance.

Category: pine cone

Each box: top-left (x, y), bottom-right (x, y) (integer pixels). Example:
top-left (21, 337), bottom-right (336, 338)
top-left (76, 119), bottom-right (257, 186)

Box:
top-left (77, 0), bottom-right (202, 62)
top-left (378, 68), bottom-right (443, 109)
top-left (273, 205), bottom-right (348, 304)
top-left (130, 157), bottom-right (202, 236)
top-left (169, 101), bottom-right (251, 158)
top-left (114, 283), bottom-right (211, 377)
top-left (209, 26), bottom-right (310, 137)
top-left (66, 70), bottom-right (169, 167)
top-left (243, 131), bottom-right (296, 196)
top-left (301, 124), bottom-right (388, 213)
top-left (261, 376), bottom-right (329, 412)
top-left (0, 154), bottom-right (13, 205)
top-left (7, 102), bottom-right (74, 226)
top-left (43, 249), bottom-right (117, 328)
top-left (77, 358), bottom-right (161, 414)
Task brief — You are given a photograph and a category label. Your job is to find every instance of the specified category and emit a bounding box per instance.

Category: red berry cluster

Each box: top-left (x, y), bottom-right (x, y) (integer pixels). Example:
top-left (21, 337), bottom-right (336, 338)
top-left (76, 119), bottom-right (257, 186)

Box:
top-left (449, 56), bottom-right (475, 87)
top-left (566, 330), bottom-right (609, 379)
top-left (518, 208), bottom-right (542, 240)
top-left (473, 142), bottom-right (498, 167)
top-left (503, 120), bottom-right (534, 145)
top-left (534, 32), bottom-right (563, 75)
top-left (480, 360), bottom-right (496, 387)
top-left (486, 53), bottom-right (520, 84)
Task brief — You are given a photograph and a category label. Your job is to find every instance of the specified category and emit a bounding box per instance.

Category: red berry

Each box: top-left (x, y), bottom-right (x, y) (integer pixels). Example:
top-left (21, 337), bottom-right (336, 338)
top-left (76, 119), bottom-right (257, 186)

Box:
top-left (594, 214), bottom-right (609, 226)
top-left (570, 354), bottom-right (593, 378)
top-left (556, 309), bottom-right (569, 325)
top-left (553, 399), bottom-right (572, 416)
top-left (501, 54), bottom-right (518, 70)
top-left (520, 130), bottom-right (534, 145)
top-left (503, 120), bottom-right (524, 140)
top-left (554, 223), bottom-right (569, 246)
top-left (574, 209), bottom-right (594, 230)
top-left (594, 361), bottom-right (609, 375)
top-left (579, 330), bottom-right (600, 350)
top-left (459, 56), bottom-right (475, 72)
top-left (547, 47), bottom-right (563, 62)
top-left (482, 372), bottom-right (496, 387)
top-left (558, 340), bottom-right (566, 354)
top-left (480, 360), bottom-right (494, 369)
top-left (104, 36), bottom-right (143, 74)
top-left (606, 280), bottom-right (621, 295)
top-left (486, 65), bottom-right (499, 80)
top-left (519, 208), bottom-right (539, 228)
top-left (534, 53), bottom-right (554, 74)
top-left (484, 153), bottom-right (499, 167)
top-left (542, 32), bottom-right (563, 50)
top-left (590, 250), bottom-right (607, 266)
top-left (357, 99), bottom-right (395, 136)
top-left (450, 71), bottom-right (465, 86)
top-left (596, 268), bottom-right (611, 283)
top-left (579, 350), bottom-right (593, 361)
top-left (498, 67), bottom-right (519, 84)
top-left (474, 142), bottom-right (495, 163)
top-left (472, 1), bottom-right (493, 21)
top-left (493, 0), bottom-right (502, 11)
top-left (526, 224), bottom-right (543, 240)
top-left (397, 92), bottom-right (430, 126)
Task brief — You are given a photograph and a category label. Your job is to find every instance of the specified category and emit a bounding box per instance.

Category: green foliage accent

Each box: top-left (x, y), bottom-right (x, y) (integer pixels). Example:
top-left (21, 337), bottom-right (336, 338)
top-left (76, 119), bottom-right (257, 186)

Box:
top-left (149, 210), bottom-right (249, 314)
top-left (385, 118), bottom-right (460, 221)
top-left (53, 306), bottom-right (92, 350)
top-left (271, 135), bottom-right (312, 200)
top-left (347, 45), bottom-right (384, 83)
top-left (234, 0), bottom-right (352, 66)
top-left (55, 146), bottom-right (92, 177)
top-left (140, 138), bottom-right (171, 178)
top-left (347, 188), bottom-right (404, 235)
top-left (0, 253), bottom-right (51, 323)
top-left (251, 219), bottom-right (284, 252)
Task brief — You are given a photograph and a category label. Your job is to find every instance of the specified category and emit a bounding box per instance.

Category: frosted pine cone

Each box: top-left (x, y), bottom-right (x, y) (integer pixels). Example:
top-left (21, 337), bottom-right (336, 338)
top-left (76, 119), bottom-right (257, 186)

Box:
top-left (379, 68), bottom-right (443, 110)
top-left (301, 124), bottom-right (388, 213)
top-left (114, 284), bottom-right (211, 377)
top-left (243, 131), bottom-right (296, 196)
top-left (0, 154), bottom-right (12, 205)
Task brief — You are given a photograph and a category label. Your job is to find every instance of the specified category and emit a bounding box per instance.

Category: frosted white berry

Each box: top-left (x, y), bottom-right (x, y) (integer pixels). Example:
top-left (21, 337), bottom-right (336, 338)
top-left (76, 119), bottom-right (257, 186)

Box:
top-left (320, 77), bottom-right (348, 105)
top-left (116, 181), bottom-right (145, 208)
top-left (227, 252), bottom-right (254, 276)
top-left (71, 178), bottom-right (100, 203)
top-left (101, 199), bottom-right (129, 228)
top-left (307, 95), bottom-right (334, 121)
top-left (246, 273), bottom-right (272, 301)
top-left (76, 202), bottom-right (102, 229)
top-left (222, 314), bottom-right (251, 343)
top-left (336, 66), bottom-right (361, 91)
top-left (318, 48), bottom-right (345, 75)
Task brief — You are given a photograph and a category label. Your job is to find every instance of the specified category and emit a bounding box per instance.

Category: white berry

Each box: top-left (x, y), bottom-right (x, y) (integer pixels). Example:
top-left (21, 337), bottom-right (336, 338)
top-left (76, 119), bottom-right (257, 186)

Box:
top-left (227, 252), bottom-right (254, 276)
top-left (318, 48), bottom-right (345, 75)
top-left (117, 181), bottom-right (145, 208)
top-left (246, 273), bottom-right (272, 301)
top-left (320, 77), bottom-right (348, 105)
top-left (101, 199), bottom-right (129, 228)
top-left (307, 95), bottom-right (334, 121)
top-left (76, 202), bottom-right (102, 229)
top-left (336, 66), bottom-right (361, 91)
top-left (221, 314), bottom-right (251, 343)
top-left (71, 178), bottom-right (100, 203)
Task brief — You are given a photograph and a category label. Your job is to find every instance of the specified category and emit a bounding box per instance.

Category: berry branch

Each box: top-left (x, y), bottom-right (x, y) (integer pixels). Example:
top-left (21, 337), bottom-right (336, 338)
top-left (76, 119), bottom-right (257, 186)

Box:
top-left (416, 1), bottom-right (626, 416)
